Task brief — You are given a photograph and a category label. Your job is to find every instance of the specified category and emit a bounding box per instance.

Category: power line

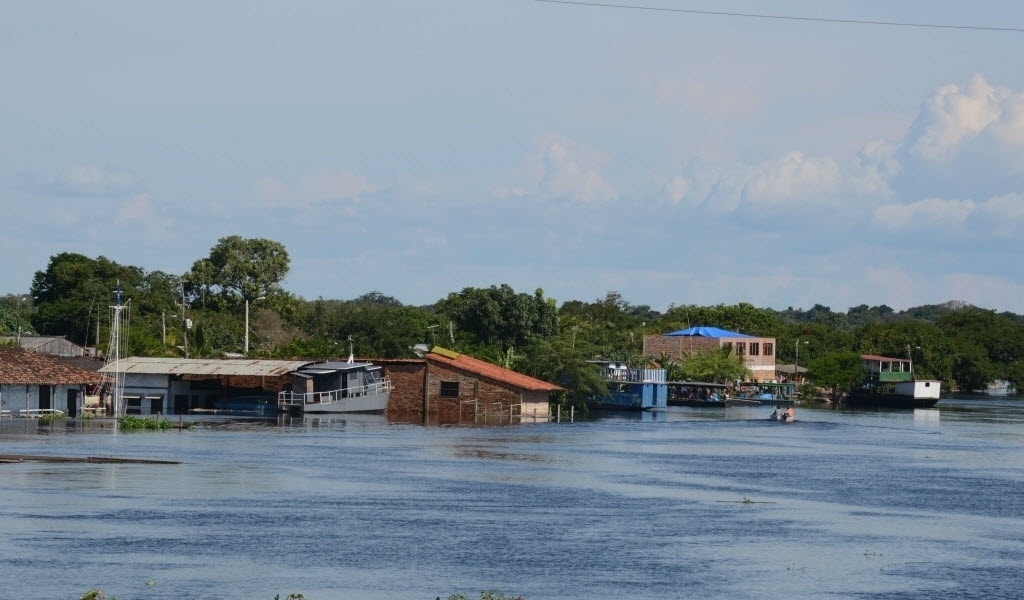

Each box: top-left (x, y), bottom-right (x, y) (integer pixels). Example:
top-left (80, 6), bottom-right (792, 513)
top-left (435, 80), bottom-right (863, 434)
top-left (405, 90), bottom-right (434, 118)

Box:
top-left (533, 0), bottom-right (1024, 33)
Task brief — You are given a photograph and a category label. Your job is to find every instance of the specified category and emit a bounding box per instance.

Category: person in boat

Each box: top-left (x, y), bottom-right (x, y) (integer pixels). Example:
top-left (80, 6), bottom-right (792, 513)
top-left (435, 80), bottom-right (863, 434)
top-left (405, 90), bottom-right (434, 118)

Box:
top-left (769, 406), bottom-right (780, 421)
top-left (783, 406), bottom-right (795, 421)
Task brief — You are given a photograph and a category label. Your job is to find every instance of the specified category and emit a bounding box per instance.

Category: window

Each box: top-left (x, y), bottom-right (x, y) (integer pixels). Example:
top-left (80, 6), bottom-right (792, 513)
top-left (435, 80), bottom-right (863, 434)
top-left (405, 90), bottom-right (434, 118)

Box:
top-left (736, 342), bottom-right (746, 356)
top-left (749, 343), bottom-right (760, 356)
top-left (763, 343), bottom-right (773, 356)
top-left (439, 381), bottom-right (460, 397)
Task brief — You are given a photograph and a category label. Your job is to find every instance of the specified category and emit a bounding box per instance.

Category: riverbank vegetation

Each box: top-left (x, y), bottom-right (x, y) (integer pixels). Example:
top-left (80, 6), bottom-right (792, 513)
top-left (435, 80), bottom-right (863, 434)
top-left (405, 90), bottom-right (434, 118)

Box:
top-left (4, 238), bottom-right (1023, 402)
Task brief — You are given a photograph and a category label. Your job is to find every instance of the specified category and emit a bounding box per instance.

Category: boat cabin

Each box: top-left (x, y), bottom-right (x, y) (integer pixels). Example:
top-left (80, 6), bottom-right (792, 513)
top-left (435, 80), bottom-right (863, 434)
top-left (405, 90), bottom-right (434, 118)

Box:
top-left (860, 355), bottom-right (914, 383)
top-left (280, 360), bottom-right (387, 404)
top-left (587, 361), bottom-right (668, 410)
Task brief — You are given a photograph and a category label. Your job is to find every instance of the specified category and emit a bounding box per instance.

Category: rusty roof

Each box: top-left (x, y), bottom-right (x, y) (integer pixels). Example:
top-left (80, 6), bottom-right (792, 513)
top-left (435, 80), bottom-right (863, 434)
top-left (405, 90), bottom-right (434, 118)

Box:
top-left (0, 347), bottom-right (102, 385)
top-left (98, 357), bottom-right (312, 377)
top-left (426, 349), bottom-right (563, 392)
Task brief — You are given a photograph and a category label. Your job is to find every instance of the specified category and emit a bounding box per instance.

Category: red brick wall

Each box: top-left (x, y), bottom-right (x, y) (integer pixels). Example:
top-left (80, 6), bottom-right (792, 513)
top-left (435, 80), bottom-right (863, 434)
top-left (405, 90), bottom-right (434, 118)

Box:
top-left (643, 334), bottom-right (777, 381)
top-left (378, 358), bottom-right (551, 421)
top-left (379, 361), bottom-right (427, 417)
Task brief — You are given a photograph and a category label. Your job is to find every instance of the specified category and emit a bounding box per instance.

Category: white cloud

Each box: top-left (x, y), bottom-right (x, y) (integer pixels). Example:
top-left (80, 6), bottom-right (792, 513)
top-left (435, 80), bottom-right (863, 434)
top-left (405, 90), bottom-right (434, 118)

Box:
top-left (904, 74), bottom-right (1024, 170)
top-left (873, 197), bottom-right (974, 233)
top-left (539, 137), bottom-right (617, 205)
top-left (115, 193), bottom-right (152, 224)
top-left (57, 165), bottom-right (135, 196)
top-left (507, 135), bottom-right (617, 205)
top-left (258, 169), bottom-right (377, 209)
top-left (971, 193), bottom-right (1024, 237)
top-left (659, 150), bottom-right (891, 216)
top-left (740, 152), bottom-right (841, 208)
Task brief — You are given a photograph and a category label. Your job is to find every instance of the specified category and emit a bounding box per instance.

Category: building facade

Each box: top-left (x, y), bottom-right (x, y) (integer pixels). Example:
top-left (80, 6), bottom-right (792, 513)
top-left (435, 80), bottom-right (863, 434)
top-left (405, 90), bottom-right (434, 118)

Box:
top-left (643, 325), bottom-right (777, 382)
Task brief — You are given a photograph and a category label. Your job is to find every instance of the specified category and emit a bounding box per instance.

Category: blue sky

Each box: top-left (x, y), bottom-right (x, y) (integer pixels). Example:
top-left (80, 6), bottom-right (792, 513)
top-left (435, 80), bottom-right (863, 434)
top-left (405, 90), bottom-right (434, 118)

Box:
top-left (4, 1), bottom-right (1024, 313)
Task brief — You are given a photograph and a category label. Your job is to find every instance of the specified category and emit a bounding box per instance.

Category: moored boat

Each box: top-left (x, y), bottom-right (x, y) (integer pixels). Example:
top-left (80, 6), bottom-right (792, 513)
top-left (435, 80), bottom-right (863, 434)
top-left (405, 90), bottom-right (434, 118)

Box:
top-left (585, 361), bottom-right (668, 411)
top-left (843, 354), bottom-right (940, 409)
top-left (277, 357), bottom-right (392, 414)
top-left (668, 381), bottom-right (756, 407)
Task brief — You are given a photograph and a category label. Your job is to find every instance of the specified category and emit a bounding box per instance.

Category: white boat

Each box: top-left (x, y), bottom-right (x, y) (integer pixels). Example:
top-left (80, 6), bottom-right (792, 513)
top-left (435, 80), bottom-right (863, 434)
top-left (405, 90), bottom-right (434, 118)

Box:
top-left (844, 354), bottom-right (940, 409)
top-left (277, 357), bottom-right (392, 414)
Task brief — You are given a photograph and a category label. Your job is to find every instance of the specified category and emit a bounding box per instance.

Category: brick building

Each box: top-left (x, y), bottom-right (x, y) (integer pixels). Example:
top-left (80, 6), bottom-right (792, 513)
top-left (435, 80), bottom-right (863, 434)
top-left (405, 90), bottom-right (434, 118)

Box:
top-left (643, 326), bottom-right (777, 382)
top-left (378, 347), bottom-right (561, 422)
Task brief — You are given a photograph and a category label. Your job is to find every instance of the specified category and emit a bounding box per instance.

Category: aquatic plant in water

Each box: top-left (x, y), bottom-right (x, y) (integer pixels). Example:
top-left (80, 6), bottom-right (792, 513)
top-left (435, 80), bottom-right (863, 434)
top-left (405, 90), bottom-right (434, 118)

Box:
top-left (37, 412), bottom-right (68, 425)
top-left (116, 415), bottom-right (173, 431)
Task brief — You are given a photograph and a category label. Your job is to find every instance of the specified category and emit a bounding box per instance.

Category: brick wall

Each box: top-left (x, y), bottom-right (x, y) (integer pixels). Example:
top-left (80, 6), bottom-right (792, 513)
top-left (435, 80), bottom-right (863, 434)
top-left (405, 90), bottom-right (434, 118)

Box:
top-left (378, 360), bottom-right (427, 417)
top-left (643, 334), bottom-right (777, 382)
top-left (378, 358), bottom-right (551, 421)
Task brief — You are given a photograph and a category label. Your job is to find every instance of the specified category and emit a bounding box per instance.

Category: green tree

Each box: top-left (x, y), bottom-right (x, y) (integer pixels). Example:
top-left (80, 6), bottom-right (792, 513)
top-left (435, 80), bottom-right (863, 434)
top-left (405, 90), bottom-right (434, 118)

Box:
top-left (30, 253), bottom-right (154, 347)
top-left (806, 351), bottom-right (866, 401)
top-left (187, 236), bottom-right (290, 306)
top-left (661, 302), bottom-right (782, 337)
top-left (678, 348), bottom-right (748, 383)
top-left (436, 285), bottom-right (557, 355)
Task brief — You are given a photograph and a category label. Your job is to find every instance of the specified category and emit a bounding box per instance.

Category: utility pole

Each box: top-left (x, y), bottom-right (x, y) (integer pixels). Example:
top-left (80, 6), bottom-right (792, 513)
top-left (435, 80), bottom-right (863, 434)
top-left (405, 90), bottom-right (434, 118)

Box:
top-left (180, 280), bottom-right (189, 358)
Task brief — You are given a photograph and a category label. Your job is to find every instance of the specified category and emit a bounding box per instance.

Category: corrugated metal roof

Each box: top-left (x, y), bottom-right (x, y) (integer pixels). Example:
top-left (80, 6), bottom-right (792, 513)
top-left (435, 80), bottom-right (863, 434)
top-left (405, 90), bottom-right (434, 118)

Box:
top-left (99, 357), bottom-right (312, 377)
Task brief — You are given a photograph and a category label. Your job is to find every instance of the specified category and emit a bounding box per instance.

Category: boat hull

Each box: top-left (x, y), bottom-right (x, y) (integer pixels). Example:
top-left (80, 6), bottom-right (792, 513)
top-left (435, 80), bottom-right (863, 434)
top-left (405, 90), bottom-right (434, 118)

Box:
top-left (296, 392), bottom-right (390, 414)
top-left (843, 390), bottom-right (938, 409)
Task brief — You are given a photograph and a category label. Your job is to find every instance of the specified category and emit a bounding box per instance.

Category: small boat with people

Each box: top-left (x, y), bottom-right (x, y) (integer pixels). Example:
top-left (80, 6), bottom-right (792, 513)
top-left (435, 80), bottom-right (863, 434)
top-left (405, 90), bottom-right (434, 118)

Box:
top-left (768, 405), bottom-right (795, 422)
top-left (843, 354), bottom-right (940, 409)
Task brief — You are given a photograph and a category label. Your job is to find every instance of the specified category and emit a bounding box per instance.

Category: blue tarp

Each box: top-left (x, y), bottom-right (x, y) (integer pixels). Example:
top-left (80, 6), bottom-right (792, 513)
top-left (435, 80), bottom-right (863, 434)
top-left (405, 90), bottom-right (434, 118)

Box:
top-left (665, 326), bottom-right (753, 338)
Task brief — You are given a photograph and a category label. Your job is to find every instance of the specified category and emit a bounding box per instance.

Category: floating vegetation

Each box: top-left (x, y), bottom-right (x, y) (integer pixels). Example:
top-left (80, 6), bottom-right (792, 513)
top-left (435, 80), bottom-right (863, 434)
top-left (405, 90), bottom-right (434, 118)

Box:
top-left (37, 412), bottom-right (68, 425)
top-left (117, 415), bottom-right (173, 431)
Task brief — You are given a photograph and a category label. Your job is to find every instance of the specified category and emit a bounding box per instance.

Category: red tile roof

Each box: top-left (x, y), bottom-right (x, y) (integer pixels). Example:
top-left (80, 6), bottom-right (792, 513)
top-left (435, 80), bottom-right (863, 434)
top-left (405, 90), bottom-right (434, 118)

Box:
top-left (0, 347), bottom-right (102, 386)
top-left (426, 349), bottom-right (562, 392)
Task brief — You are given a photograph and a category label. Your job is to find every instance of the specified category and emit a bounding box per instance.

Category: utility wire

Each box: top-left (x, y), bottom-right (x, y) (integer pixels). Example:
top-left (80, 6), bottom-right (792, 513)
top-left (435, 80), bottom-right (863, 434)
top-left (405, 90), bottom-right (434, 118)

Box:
top-left (534, 0), bottom-right (1024, 33)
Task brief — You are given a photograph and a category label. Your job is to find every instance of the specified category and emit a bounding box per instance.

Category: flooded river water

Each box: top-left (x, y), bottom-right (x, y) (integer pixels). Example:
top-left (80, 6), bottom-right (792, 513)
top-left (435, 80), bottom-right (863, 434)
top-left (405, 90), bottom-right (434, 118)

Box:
top-left (1, 395), bottom-right (1022, 600)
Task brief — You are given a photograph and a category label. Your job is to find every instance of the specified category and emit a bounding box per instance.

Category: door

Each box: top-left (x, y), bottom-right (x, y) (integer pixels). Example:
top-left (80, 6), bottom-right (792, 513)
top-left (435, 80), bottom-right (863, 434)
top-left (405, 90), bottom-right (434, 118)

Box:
top-left (67, 389), bottom-right (79, 418)
top-left (39, 385), bottom-right (52, 410)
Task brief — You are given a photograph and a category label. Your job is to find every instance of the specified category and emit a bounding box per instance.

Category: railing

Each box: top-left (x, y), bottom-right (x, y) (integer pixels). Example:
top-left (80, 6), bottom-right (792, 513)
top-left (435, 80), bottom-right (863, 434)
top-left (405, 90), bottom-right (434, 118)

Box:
top-left (278, 379), bottom-right (393, 407)
top-left (18, 408), bottom-right (66, 418)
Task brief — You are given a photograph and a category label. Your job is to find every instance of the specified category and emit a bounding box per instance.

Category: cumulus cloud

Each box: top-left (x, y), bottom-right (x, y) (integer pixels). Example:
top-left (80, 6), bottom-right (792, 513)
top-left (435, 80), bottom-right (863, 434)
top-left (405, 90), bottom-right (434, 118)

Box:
top-left (654, 74), bottom-right (1024, 243)
top-left (659, 149), bottom-right (892, 217)
top-left (500, 134), bottom-right (617, 205)
top-left (537, 137), bottom-right (617, 204)
top-left (258, 169), bottom-right (377, 209)
top-left (56, 165), bottom-right (135, 196)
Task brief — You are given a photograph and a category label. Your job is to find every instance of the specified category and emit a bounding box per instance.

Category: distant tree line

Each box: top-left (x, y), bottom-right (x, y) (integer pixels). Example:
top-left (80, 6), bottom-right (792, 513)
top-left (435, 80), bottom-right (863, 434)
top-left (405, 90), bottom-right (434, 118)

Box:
top-left (3, 237), bottom-right (1023, 404)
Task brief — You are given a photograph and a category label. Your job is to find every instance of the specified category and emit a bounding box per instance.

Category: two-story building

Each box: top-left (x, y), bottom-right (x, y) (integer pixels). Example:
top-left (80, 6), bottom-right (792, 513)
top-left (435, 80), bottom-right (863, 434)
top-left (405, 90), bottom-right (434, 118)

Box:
top-left (643, 326), bottom-right (776, 382)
